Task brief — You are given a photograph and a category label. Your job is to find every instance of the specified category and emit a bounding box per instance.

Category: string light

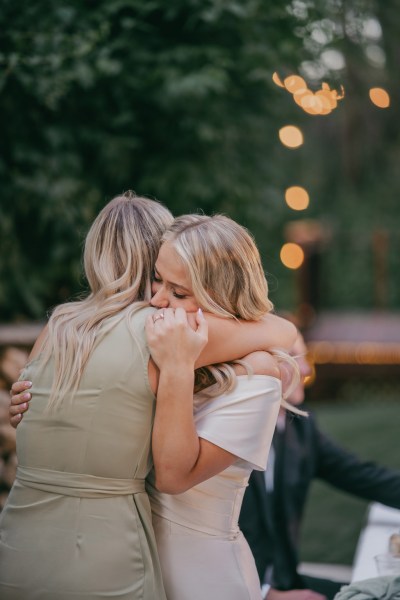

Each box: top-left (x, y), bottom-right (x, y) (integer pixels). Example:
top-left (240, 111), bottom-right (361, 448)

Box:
top-left (279, 126), bottom-right (304, 148)
top-left (273, 72), bottom-right (344, 116)
top-left (369, 87), bottom-right (390, 108)
top-left (285, 186), bottom-right (310, 211)
top-left (307, 341), bottom-right (400, 365)
top-left (280, 243), bottom-right (305, 269)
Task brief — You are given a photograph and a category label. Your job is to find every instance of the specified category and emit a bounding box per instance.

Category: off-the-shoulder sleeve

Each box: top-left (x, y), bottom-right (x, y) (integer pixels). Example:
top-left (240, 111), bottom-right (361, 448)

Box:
top-left (194, 375), bottom-right (281, 471)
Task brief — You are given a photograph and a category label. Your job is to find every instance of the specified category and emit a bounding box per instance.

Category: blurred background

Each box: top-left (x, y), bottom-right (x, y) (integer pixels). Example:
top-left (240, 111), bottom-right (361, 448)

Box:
top-left (1, 0), bottom-right (399, 570)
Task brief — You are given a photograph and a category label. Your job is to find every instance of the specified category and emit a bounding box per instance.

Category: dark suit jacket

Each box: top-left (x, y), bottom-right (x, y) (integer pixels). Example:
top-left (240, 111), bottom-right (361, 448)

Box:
top-left (239, 408), bottom-right (400, 591)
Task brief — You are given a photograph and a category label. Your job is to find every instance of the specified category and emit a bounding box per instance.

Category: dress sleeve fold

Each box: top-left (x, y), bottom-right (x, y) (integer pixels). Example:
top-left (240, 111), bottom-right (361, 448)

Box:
top-left (195, 376), bottom-right (281, 471)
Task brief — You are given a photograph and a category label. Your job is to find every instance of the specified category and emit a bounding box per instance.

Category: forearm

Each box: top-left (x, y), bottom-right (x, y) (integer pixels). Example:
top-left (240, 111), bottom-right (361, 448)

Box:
top-left (195, 313), bottom-right (297, 368)
top-left (151, 365), bottom-right (200, 494)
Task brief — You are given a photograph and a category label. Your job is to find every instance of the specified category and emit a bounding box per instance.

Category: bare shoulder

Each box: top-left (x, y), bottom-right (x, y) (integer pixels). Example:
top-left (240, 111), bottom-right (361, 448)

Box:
top-left (235, 350), bottom-right (281, 379)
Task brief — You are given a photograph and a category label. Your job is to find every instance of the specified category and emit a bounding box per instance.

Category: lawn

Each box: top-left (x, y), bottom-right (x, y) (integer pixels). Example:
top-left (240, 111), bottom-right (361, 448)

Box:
top-left (300, 380), bottom-right (400, 566)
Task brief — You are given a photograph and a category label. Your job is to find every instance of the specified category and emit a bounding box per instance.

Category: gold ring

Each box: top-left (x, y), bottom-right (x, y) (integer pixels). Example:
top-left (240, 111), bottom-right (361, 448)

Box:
top-left (153, 313), bottom-right (165, 323)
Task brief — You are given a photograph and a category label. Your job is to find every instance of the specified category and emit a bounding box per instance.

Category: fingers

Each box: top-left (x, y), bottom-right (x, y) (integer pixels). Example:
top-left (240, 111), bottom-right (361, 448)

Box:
top-left (195, 307), bottom-right (206, 328)
top-left (10, 393), bottom-right (30, 411)
top-left (150, 308), bottom-right (183, 327)
top-left (9, 391), bottom-right (30, 429)
top-left (8, 381), bottom-right (32, 429)
top-left (173, 307), bottom-right (188, 325)
top-left (148, 309), bottom-right (170, 327)
top-left (145, 313), bottom-right (156, 333)
top-left (148, 307), bottom-right (204, 335)
top-left (10, 413), bottom-right (23, 428)
top-left (11, 380), bottom-right (32, 395)
top-left (195, 308), bottom-right (208, 340)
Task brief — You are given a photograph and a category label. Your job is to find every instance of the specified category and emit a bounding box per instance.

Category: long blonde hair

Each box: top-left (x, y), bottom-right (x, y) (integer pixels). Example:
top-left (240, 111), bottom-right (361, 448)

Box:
top-left (40, 192), bottom-right (173, 410)
top-left (162, 214), bottom-right (300, 406)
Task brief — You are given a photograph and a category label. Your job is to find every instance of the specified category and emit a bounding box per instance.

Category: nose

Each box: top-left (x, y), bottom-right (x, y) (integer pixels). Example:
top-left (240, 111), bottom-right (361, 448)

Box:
top-left (150, 286), bottom-right (170, 309)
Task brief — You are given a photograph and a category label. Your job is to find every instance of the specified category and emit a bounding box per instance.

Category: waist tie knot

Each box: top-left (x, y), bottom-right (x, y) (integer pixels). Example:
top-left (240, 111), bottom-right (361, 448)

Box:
top-left (16, 466), bottom-right (145, 498)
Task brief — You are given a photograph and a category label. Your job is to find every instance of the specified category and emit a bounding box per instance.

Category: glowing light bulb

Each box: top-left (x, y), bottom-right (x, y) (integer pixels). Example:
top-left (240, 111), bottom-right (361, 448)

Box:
top-left (284, 75), bottom-right (307, 94)
top-left (272, 72), bottom-right (285, 88)
top-left (369, 87), bottom-right (390, 108)
top-left (280, 243), bottom-right (305, 269)
top-left (285, 186), bottom-right (310, 210)
top-left (278, 126), bottom-right (304, 148)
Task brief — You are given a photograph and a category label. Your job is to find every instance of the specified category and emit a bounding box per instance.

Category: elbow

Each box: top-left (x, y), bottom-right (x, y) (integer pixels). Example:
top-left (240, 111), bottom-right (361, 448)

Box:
top-left (153, 472), bottom-right (190, 495)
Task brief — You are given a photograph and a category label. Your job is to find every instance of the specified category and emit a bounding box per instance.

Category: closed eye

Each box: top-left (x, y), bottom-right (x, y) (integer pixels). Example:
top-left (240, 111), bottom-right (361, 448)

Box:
top-left (152, 271), bottom-right (162, 283)
top-left (173, 291), bottom-right (187, 299)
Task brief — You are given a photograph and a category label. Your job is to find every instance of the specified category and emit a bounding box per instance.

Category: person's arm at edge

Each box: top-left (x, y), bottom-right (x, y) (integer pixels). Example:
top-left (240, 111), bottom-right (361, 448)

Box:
top-left (9, 325), bottom-right (48, 426)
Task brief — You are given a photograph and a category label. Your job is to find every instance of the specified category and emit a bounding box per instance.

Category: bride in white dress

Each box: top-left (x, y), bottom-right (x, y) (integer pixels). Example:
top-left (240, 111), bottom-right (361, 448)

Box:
top-left (146, 214), bottom-right (302, 600)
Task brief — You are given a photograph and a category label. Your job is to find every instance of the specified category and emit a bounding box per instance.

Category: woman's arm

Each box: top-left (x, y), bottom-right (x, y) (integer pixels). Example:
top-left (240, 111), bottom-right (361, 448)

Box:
top-left (195, 312), bottom-right (297, 369)
top-left (9, 382), bottom-right (31, 426)
top-left (10, 313), bottom-right (294, 427)
top-left (146, 308), bottom-right (280, 494)
top-left (8, 326), bottom-right (48, 426)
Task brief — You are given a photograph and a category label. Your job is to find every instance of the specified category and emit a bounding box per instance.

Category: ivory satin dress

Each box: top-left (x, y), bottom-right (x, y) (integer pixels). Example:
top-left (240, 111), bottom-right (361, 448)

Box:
top-left (0, 307), bottom-right (166, 600)
top-left (147, 375), bottom-right (281, 600)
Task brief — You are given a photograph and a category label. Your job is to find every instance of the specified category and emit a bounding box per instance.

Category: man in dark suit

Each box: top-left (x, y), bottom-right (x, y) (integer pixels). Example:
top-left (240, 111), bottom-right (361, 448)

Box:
top-left (239, 332), bottom-right (400, 600)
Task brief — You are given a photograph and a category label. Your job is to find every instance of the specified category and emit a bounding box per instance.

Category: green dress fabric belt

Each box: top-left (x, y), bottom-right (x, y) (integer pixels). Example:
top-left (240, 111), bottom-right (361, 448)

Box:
top-left (16, 465), bottom-right (146, 498)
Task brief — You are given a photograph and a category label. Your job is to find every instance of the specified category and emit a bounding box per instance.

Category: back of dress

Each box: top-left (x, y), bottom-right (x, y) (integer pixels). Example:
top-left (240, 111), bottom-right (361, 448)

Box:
top-left (0, 305), bottom-right (166, 600)
top-left (17, 307), bottom-right (155, 480)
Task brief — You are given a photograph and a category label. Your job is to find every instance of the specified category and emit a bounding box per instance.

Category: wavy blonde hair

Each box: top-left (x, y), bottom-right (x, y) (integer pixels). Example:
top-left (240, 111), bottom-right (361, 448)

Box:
top-left (161, 214), bottom-right (301, 409)
top-left (162, 214), bottom-right (273, 319)
top-left (39, 192), bottom-right (173, 410)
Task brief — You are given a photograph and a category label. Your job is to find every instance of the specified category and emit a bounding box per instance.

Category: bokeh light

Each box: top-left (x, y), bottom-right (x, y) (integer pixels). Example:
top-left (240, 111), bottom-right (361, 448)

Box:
top-left (273, 73), bottom-right (344, 116)
top-left (278, 126), bottom-right (304, 148)
top-left (283, 75), bottom-right (307, 94)
top-left (280, 243), bottom-right (305, 269)
top-left (307, 341), bottom-right (400, 365)
top-left (304, 362), bottom-right (316, 387)
top-left (285, 186), bottom-right (310, 210)
top-left (272, 71), bottom-right (285, 88)
top-left (369, 87), bottom-right (390, 108)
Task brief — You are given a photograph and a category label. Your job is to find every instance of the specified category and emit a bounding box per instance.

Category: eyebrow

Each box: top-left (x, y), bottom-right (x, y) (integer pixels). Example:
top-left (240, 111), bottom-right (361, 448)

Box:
top-left (154, 266), bottom-right (192, 294)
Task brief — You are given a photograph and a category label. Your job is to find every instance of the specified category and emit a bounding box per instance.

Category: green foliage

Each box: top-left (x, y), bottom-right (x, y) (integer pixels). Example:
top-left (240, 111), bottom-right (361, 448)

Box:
top-left (1, 1), bottom-right (400, 319)
top-left (0, 0), bottom-right (305, 319)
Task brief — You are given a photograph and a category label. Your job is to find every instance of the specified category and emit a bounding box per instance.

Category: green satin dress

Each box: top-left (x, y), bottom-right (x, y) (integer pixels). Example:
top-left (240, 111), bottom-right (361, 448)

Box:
top-left (0, 306), bottom-right (166, 600)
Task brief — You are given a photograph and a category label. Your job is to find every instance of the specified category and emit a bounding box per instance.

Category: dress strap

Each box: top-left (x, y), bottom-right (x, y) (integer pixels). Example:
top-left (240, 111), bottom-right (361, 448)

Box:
top-left (16, 465), bottom-right (145, 498)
